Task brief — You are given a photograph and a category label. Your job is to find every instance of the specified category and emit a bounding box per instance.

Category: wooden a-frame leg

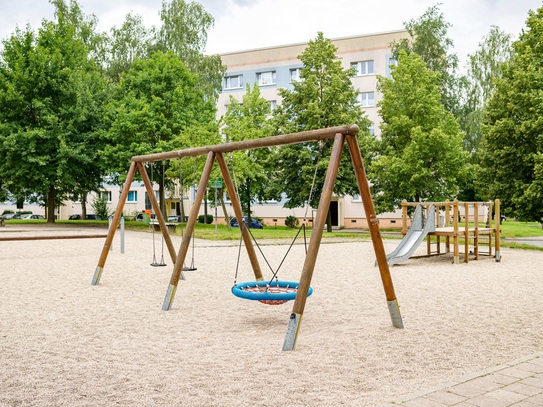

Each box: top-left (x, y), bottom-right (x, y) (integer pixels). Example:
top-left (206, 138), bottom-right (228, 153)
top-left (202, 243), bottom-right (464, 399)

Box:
top-left (92, 161), bottom-right (137, 285)
top-left (215, 153), bottom-right (264, 281)
top-left (345, 134), bottom-right (404, 329)
top-left (137, 162), bottom-right (178, 269)
top-left (162, 152), bottom-right (215, 311)
top-left (283, 133), bottom-right (345, 351)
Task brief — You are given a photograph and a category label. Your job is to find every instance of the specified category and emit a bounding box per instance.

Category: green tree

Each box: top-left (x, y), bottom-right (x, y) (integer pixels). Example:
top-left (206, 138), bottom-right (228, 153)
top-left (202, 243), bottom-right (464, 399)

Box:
top-left (106, 12), bottom-right (152, 81)
top-left (103, 51), bottom-right (216, 215)
top-left (462, 26), bottom-right (512, 158)
top-left (369, 51), bottom-right (468, 212)
top-left (478, 7), bottom-right (543, 226)
top-left (0, 12), bottom-right (108, 223)
top-left (273, 32), bottom-right (372, 231)
top-left (392, 4), bottom-right (461, 115)
top-left (221, 84), bottom-right (276, 226)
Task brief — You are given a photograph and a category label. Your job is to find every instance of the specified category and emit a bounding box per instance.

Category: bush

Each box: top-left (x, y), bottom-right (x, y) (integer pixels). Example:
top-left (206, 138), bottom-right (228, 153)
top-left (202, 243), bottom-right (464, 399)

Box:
top-left (2, 210), bottom-right (14, 215)
top-left (285, 215), bottom-right (299, 228)
top-left (198, 214), bottom-right (214, 224)
top-left (91, 197), bottom-right (113, 220)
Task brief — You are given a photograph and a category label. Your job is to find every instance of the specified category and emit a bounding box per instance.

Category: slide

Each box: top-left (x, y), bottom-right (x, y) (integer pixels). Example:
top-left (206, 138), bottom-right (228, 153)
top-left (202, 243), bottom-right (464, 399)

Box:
top-left (376, 204), bottom-right (436, 267)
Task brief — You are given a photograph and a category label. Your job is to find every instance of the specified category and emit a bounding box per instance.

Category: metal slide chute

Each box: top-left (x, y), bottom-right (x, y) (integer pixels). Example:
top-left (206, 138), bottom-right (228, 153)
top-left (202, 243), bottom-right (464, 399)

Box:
top-left (377, 204), bottom-right (436, 267)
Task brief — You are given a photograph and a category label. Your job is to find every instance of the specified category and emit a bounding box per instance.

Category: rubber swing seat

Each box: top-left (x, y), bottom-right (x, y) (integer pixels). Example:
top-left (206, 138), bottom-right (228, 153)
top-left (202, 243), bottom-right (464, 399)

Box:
top-left (231, 281), bottom-right (313, 305)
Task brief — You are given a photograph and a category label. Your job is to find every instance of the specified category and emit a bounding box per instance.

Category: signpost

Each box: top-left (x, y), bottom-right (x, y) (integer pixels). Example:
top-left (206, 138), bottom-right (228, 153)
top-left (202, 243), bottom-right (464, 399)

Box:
top-left (210, 178), bottom-right (223, 233)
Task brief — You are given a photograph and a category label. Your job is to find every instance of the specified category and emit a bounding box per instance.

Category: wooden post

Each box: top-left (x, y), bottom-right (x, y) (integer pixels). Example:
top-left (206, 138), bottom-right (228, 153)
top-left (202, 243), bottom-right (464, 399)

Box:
top-left (445, 199), bottom-right (450, 253)
top-left (436, 205), bottom-right (440, 254)
top-left (137, 162), bottom-right (178, 266)
top-left (464, 202), bottom-right (469, 263)
top-left (402, 200), bottom-right (408, 237)
top-left (92, 161), bottom-right (137, 285)
top-left (162, 152), bottom-right (215, 311)
top-left (283, 134), bottom-right (346, 351)
top-left (346, 134), bottom-right (403, 328)
top-left (215, 152), bottom-right (264, 281)
top-left (488, 203), bottom-right (493, 257)
top-left (474, 203), bottom-right (479, 260)
top-left (453, 199), bottom-right (459, 264)
top-left (495, 199), bottom-right (501, 262)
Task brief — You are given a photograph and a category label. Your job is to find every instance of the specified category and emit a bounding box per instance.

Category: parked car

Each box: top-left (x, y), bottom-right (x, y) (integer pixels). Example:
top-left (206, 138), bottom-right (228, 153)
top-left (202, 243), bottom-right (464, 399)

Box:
top-left (20, 214), bottom-right (46, 220)
top-left (230, 216), bottom-right (263, 229)
top-left (1, 213), bottom-right (21, 220)
top-left (68, 214), bottom-right (103, 220)
top-left (167, 215), bottom-right (187, 223)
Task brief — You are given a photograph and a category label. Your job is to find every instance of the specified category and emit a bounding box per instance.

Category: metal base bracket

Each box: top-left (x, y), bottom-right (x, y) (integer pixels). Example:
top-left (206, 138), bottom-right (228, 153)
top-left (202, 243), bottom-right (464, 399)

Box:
top-left (162, 284), bottom-right (177, 311)
top-left (91, 266), bottom-right (103, 286)
top-left (387, 299), bottom-right (404, 329)
top-left (282, 313), bottom-right (302, 351)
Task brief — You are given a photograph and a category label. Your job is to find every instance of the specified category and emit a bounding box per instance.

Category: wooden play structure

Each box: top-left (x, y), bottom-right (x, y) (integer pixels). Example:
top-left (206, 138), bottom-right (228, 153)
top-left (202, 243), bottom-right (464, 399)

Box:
top-left (91, 124), bottom-right (404, 351)
top-left (399, 199), bottom-right (501, 264)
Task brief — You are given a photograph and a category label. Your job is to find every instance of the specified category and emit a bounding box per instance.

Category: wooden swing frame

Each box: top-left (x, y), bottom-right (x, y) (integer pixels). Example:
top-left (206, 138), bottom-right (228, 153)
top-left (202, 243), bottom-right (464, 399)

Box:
top-left (91, 124), bottom-right (404, 351)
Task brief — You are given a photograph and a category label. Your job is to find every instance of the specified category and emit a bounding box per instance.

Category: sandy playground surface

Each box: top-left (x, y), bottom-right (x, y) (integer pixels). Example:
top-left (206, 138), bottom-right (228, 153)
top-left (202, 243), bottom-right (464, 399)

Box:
top-left (1, 224), bottom-right (542, 406)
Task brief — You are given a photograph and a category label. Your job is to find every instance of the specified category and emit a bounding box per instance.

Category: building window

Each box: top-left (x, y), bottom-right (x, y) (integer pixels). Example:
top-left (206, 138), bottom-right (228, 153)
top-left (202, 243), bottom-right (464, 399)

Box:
top-left (290, 68), bottom-right (302, 82)
top-left (225, 75), bottom-right (243, 89)
top-left (368, 123), bottom-right (375, 135)
top-left (357, 92), bottom-right (375, 107)
top-left (257, 71), bottom-right (276, 86)
top-left (268, 100), bottom-right (277, 112)
top-left (99, 191), bottom-right (112, 202)
top-left (351, 60), bottom-right (374, 76)
top-left (352, 195), bottom-right (362, 202)
top-left (127, 191), bottom-right (138, 202)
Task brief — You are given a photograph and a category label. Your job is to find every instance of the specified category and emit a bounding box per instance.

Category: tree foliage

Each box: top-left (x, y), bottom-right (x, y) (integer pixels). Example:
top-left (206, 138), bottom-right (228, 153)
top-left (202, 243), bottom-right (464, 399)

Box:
top-left (369, 51), bottom-right (468, 212)
top-left (478, 7), bottom-right (543, 224)
top-left (221, 84), bottom-right (276, 221)
top-left (272, 32), bottom-right (372, 215)
top-left (462, 26), bottom-right (513, 158)
top-left (0, 11), bottom-right (107, 222)
top-left (392, 4), bottom-right (461, 114)
top-left (103, 51), bottom-right (215, 213)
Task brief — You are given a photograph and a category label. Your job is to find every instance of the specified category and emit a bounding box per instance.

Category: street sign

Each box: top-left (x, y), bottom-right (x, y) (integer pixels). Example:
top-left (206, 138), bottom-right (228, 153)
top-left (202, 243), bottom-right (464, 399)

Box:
top-left (210, 178), bottom-right (223, 189)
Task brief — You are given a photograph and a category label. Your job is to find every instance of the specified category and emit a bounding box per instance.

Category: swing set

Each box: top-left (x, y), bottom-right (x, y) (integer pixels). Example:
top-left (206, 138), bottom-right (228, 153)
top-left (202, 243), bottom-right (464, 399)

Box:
top-left (91, 124), bottom-right (404, 351)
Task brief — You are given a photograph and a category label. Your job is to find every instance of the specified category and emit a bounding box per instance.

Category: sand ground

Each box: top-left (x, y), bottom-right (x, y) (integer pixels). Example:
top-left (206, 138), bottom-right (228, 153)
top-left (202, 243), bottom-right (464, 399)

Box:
top-left (1, 225), bottom-right (542, 406)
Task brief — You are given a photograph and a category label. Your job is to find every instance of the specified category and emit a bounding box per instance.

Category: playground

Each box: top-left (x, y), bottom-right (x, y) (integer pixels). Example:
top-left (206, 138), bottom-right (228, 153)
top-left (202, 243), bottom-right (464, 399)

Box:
top-left (1, 225), bottom-right (542, 406)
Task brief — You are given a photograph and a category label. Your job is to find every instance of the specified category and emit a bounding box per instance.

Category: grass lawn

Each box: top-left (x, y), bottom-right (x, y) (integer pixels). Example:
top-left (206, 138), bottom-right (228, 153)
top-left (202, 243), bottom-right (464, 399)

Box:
top-left (4, 219), bottom-right (541, 251)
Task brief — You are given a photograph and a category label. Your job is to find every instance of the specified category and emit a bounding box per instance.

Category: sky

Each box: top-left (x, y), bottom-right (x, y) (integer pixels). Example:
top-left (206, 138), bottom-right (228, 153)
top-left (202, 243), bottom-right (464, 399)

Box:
top-left (1, 0), bottom-right (542, 72)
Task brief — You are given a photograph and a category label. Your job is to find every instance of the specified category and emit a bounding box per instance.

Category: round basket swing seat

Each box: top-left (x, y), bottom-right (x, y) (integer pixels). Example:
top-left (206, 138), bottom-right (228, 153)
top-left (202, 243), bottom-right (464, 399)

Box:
top-left (231, 281), bottom-right (313, 305)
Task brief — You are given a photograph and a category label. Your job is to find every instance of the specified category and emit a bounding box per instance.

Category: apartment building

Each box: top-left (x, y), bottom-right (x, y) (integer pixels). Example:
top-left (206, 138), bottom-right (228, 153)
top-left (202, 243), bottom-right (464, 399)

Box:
top-left (213, 30), bottom-right (410, 228)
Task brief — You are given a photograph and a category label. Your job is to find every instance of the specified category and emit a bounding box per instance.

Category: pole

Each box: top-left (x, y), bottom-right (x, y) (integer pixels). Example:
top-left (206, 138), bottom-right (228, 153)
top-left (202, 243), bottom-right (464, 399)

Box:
top-left (121, 217), bottom-right (125, 254)
top-left (214, 187), bottom-right (218, 234)
top-left (162, 152), bottom-right (215, 311)
top-left (345, 134), bottom-right (403, 329)
top-left (108, 216), bottom-right (113, 251)
top-left (92, 161), bottom-right (137, 285)
top-left (283, 133), bottom-right (345, 351)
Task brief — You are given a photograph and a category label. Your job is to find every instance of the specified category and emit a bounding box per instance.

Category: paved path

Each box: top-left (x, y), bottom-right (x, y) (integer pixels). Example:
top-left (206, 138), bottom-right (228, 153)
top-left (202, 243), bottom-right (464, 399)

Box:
top-left (383, 352), bottom-right (543, 406)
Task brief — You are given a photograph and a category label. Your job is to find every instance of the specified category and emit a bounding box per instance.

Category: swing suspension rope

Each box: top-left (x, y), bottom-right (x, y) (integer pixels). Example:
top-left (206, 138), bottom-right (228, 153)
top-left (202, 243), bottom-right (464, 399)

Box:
top-left (150, 162), bottom-right (166, 267)
top-left (230, 141), bottom-right (325, 304)
top-left (179, 157), bottom-right (197, 272)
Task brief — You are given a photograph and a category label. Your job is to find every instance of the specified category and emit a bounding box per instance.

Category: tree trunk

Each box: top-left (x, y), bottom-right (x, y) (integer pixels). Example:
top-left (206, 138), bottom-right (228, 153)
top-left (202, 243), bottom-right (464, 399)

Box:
top-left (247, 181), bottom-right (251, 229)
top-left (81, 193), bottom-right (87, 220)
top-left (159, 181), bottom-right (166, 219)
top-left (47, 185), bottom-right (55, 224)
top-left (204, 191), bottom-right (208, 224)
top-left (326, 209), bottom-right (332, 233)
top-left (219, 189), bottom-right (231, 230)
top-left (179, 192), bottom-right (185, 223)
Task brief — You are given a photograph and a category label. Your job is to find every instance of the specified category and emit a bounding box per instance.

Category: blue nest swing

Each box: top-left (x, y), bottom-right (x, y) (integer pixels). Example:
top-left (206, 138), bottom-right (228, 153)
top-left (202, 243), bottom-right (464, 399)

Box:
top-left (232, 280), bottom-right (313, 305)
